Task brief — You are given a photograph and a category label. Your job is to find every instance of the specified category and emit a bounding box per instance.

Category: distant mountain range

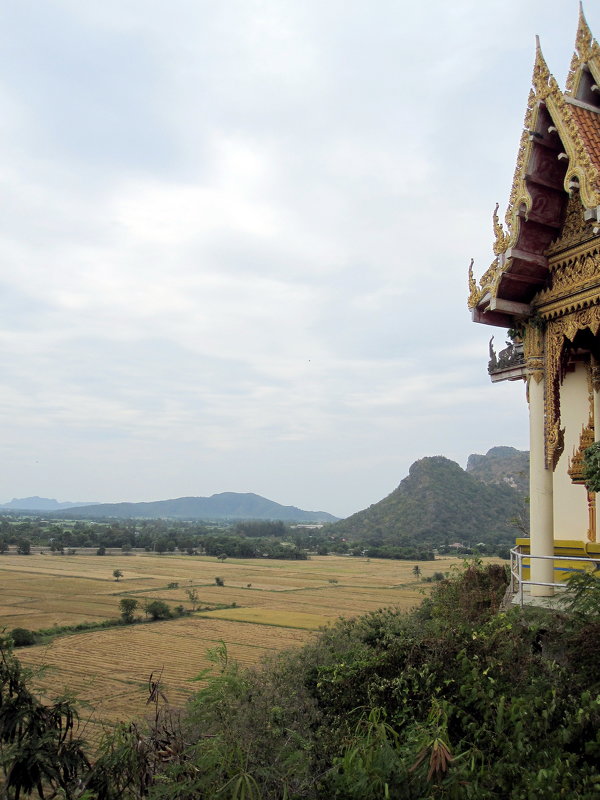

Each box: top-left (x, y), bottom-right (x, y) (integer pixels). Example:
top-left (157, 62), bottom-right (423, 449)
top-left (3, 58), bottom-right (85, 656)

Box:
top-left (0, 492), bottom-right (338, 523)
top-left (0, 496), bottom-right (97, 511)
top-left (2, 447), bottom-right (528, 536)
top-left (328, 450), bottom-right (528, 547)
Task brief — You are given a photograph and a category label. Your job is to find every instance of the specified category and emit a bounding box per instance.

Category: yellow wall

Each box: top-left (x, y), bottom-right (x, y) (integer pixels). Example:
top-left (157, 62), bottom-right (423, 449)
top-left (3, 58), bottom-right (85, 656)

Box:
top-left (553, 362), bottom-right (590, 540)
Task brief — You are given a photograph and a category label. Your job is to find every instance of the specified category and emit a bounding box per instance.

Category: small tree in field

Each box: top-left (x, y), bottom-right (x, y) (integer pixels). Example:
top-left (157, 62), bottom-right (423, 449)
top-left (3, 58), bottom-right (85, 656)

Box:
top-left (215, 577), bottom-right (224, 587)
top-left (145, 600), bottom-right (171, 620)
top-left (217, 553), bottom-right (228, 562)
top-left (119, 598), bottom-right (138, 623)
top-left (185, 588), bottom-right (199, 611)
top-left (113, 569), bottom-right (123, 582)
top-left (412, 564), bottom-right (421, 579)
top-left (17, 539), bottom-right (31, 555)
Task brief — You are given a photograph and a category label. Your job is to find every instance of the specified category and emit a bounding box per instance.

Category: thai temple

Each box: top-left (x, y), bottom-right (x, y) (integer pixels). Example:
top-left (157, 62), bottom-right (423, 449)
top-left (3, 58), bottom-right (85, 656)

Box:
top-left (468, 7), bottom-right (600, 598)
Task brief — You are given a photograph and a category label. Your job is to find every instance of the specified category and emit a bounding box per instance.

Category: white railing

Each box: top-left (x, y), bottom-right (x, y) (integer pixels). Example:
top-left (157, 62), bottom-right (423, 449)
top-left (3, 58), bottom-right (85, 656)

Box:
top-left (510, 545), bottom-right (600, 607)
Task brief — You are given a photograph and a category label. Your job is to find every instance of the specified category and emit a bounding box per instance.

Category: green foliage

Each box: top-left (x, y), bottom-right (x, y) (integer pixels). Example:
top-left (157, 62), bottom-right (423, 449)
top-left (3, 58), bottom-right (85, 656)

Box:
top-left (113, 569), bottom-right (123, 581)
top-left (185, 588), bottom-right (199, 610)
top-left (9, 628), bottom-right (36, 647)
top-left (583, 441), bottom-right (600, 493)
top-left (16, 538), bottom-right (31, 555)
top-left (119, 598), bottom-right (139, 624)
top-left (561, 570), bottom-right (600, 620)
top-left (0, 635), bottom-right (90, 798)
top-left (144, 600), bottom-right (172, 620)
top-left (328, 456), bottom-right (527, 552)
top-left (215, 577), bottom-right (225, 586)
top-left (6, 561), bottom-right (600, 799)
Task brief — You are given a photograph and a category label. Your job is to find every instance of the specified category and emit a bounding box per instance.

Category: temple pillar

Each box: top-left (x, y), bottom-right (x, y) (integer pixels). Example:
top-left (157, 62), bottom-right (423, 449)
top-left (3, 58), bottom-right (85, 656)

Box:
top-left (526, 329), bottom-right (554, 596)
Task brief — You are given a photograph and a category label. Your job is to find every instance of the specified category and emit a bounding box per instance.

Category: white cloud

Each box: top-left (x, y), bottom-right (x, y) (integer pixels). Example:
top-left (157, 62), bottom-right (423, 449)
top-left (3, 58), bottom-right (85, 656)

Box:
top-left (0, 1), bottom-right (590, 515)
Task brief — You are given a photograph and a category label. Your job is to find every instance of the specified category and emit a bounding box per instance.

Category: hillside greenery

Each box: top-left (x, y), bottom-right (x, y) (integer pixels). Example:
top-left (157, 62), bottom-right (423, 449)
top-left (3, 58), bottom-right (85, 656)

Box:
top-left (3, 561), bottom-right (600, 798)
top-left (327, 456), bottom-right (526, 554)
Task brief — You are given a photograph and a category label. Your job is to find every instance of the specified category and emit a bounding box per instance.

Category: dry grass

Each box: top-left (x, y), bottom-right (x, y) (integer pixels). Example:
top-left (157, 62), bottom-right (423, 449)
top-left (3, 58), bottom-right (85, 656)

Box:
top-left (2, 551), bottom-right (475, 730)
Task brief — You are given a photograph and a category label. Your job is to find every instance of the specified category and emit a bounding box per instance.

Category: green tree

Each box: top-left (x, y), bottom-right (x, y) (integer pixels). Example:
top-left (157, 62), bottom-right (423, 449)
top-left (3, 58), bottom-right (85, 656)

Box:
top-left (217, 553), bottom-right (228, 562)
top-left (10, 627), bottom-right (36, 647)
top-left (113, 569), bottom-right (123, 582)
top-left (412, 564), bottom-right (421, 579)
top-left (186, 588), bottom-right (200, 611)
top-left (144, 600), bottom-right (171, 620)
top-left (119, 598), bottom-right (138, 623)
top-left (16, 539), bottom-right (31, 555)
top-left (0, 635), bottom-right (90, 797)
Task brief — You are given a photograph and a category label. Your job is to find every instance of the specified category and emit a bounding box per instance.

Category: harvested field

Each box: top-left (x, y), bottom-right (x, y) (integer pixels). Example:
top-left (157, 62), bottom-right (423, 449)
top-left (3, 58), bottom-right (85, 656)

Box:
top-left (1, 551), bottom-right (480, 730)
top-left (19, 616), bottom-right (313, 742)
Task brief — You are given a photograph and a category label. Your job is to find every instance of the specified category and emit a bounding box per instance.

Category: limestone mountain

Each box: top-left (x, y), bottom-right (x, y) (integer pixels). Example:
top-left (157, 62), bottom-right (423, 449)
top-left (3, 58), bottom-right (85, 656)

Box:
top-left (466, 446), bottom-right (529, 497)
top-left (328, 456), bottom-right (526, 547)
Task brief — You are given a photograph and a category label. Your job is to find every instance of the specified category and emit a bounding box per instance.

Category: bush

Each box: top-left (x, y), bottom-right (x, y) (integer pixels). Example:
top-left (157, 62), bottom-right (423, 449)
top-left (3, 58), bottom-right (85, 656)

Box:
top-left (144, 600), bottom-right (171, 620)
top-left (10, 627), bottom-right (36, 647)
top-left (215, 577), bottom-right (224, 586)
top-left (584, 441), bottom-right (600, 492)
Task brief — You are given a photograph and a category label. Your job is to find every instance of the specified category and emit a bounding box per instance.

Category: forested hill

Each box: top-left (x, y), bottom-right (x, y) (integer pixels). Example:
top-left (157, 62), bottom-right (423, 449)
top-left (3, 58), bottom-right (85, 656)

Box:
top-left (55, 492), bottom-right (338, 523)
top-left (328, 456), bottom-right (525, 547)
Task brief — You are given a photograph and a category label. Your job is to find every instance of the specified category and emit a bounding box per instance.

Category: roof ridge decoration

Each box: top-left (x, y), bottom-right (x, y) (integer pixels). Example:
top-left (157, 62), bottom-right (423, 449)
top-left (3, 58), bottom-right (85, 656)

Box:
top-left (565, 4), bottom-right (596, 94)
top-left (468, 19), bottom-right (600, 315)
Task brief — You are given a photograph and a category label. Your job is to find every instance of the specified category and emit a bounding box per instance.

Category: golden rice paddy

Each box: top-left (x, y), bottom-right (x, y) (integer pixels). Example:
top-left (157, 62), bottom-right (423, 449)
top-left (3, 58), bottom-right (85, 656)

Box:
top-left (0, 550), bottom-right (466, 734)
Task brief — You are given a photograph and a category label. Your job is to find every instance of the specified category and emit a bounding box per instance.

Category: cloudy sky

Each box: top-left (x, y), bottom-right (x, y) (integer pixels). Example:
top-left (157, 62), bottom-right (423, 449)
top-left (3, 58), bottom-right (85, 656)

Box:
top-left (0, 1), bottom-right (593, 517)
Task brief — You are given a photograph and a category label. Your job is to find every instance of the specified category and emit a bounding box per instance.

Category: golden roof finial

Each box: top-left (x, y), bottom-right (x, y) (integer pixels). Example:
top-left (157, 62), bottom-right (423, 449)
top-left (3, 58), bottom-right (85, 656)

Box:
top-left (566, 3), bottom-right (595, 93)
top-left (492, 202), bottom-right (510, 255)
top-left (532, 35), bottom-right (552, 95)
top-left (467, 259), bottom-right (477, 308)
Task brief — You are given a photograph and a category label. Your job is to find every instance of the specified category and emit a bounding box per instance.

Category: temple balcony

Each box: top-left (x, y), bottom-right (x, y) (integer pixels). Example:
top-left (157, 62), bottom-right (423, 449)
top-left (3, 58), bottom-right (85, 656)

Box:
top-left (488, 340), bottom-right (525, 383)
top-left (510, 539), bottom-right (600, 608)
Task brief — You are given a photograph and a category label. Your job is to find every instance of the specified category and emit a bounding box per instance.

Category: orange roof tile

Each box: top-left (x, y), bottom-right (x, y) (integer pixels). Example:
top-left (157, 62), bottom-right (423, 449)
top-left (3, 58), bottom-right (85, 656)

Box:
top-left (568, 103), bottom-right (600, 172)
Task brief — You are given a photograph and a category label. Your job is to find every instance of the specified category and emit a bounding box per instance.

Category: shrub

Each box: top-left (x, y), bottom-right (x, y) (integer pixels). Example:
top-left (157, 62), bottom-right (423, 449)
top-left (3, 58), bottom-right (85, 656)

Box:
top-left (10, 627), bottom-right (36, 647)
top-left (584, 441), bottom-right (600, 493)
top-left (144, 600), bottom-right (172, 620)
top-left (215, 577), bottom-right (224, 586)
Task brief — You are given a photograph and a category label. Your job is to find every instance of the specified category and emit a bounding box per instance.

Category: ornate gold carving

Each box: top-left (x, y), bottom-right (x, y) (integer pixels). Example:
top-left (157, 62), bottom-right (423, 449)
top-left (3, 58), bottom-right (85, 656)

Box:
top-left (467, 259), bottom-right (477, 308)
top-left (568, 423), bottom-right (595, 483)
top-left (565, 6), bottom-right (596, 94)
top-left (471, 22), bottom-right (600, 314)
top-left (544, 307), bottom-right (600, 469)
top-left (523, 323), bottom-right (544, 384)
top-left (567, 416), bottom-right (597, 543)
top-left (546, 192), bottom-right (591, 255)
top-left (535, 245), bottom-right (600, 316)
top-left (492, 203), bottom-right (510, 255)
top-left (547, 420), bottom-right (565, 471)
top-left (504, 96), bottom-right (535, 234)
top-left (467, 256), bottom-right (502, 310)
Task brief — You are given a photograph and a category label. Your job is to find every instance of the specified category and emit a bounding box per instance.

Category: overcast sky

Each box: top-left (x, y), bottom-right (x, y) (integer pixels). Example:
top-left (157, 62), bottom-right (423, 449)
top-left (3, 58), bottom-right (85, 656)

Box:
top-left (0, 1), bottom-right (593, 517)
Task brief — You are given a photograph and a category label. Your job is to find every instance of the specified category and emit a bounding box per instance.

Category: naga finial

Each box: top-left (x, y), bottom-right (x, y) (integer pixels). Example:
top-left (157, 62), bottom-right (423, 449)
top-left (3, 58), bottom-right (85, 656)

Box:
top-left (492, 203), bottom-right (510, 255)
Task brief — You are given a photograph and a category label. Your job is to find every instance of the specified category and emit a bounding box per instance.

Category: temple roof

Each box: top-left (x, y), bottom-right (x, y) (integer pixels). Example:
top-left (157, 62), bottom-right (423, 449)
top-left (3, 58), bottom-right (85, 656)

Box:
top-left (469, 6), bottom-right (600, 327)
top-left (569, 103), bottom-right (600, 167)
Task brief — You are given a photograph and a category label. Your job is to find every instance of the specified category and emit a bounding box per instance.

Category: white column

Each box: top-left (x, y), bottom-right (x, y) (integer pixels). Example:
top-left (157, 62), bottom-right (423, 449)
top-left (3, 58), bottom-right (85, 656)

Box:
top-left (528, 374), bottom-right (555, 596)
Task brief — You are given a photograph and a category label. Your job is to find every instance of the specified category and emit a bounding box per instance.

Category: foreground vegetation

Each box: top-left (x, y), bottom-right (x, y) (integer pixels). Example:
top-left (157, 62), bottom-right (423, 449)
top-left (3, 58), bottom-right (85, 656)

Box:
top-left (3, 561), bottom-right (600, 798)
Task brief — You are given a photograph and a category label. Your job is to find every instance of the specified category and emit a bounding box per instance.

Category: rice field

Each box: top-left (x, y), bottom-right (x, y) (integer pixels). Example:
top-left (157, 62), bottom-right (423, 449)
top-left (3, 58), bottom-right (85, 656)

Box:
top-left (0, 551), bottom-right (467, 734)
